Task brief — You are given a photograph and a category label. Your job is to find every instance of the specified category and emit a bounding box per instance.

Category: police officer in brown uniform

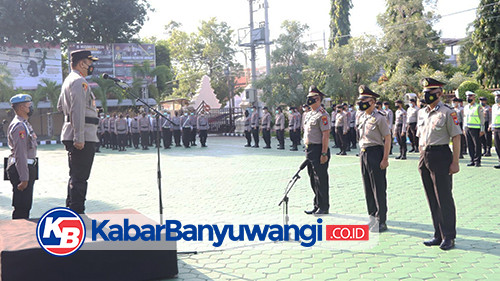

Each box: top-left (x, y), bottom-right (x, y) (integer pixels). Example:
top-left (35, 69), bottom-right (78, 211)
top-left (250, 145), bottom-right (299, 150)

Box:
top-left (275, 107), bottom-right (285, 149)
top-left (250, 106), bottom-right (260, 148)
top-left (172, 111), bottom-right (182, 147)
top-left (303, 86), bottom-right (331, 215)
top-left (356, 86), bottom-right (391, 232)
top-left (57, 50), bottom-right (99, 214)
top-left (417, 78), bottom-right (461, 250)
top-left (261, 106), bottom-right (272, 149)
top-left (130, 114), bottom-right (140, 149)
top-left (394, 100), bottom-right (407, 159)
top-left (335, 104), bottom-right (349, 155)
top-left (6, 94), bottom-right (38, 219)
top-left (161, 111), bottom-right (173, 149)
top-left (197, 110), bottom-right (209, 147)
top-left (115, 114), bottom-right (128, 151)
top-left (244, 110), bottom-right (252, 147)
top-left (138, 112), bottom-right (151, 150)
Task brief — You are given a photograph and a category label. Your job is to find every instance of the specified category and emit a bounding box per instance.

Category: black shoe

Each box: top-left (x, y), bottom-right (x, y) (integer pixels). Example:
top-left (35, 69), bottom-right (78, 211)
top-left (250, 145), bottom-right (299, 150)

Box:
top-left (378, 223), bottom-right (388, 232)
top-left (401, 156), bottom-right (407, 160)
top-left (439, 239), bottom-right (455, 250)
top-left (395, 155), bottom-right (402, 159)
top-left (165, 146), bottom-right (171, 149)
top-left (409, 149), bottom-right (415, 153)
top-left (467, 162), bottom-right (475, 167)
top-left (494, 164), bottom-right (500, 169)
top-left (192, 143), bottom-right (197, 146)
top-left (144, 147), bottom-right (149, 150)
top-left (356, 154), bottom-right (359, 157)
top-left (304, 207), bottom-right (318, 215)
top-left (389, 152), bottom-right (393, 155)
top-left (263, 146), bottom-right (271, 149)
top-left (290, 148), bottom-right (298, 151)
top-left (336, 152), bottom-right (342, 155)
top-left (340, 152), bottom-right (347, 155)
top-left (351, 146), bottom-right (357, 149)
top-left (484, 152), bottom-right (491, 157)
top-left (346, 148), bottom-right (351, 152)
top-left (423, 237), bottom-right (442, 246)
top-left (252, 145), bottom-right (259, 148)
top-left (314, 209), bottom-right (329, 215)
top-left (459, 155), bottom-right (464, 159)
top-left (415, 149), bottom-right (419, 153)
top-left (245, 144), bottom-right (251, 147)
top-left (475, 163), bottom-right (481, 167)
top-left (277, 147), bottom-right (285, 150)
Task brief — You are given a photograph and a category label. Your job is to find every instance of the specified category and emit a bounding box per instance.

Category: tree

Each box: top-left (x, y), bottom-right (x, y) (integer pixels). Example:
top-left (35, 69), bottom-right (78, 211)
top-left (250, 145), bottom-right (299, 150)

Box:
top-left (92, 77), bottom-right (124, 114)
top-left (34, 79), bottom-right (61, 111)
top-left (457, 26), bottom-right (478, 74)
top-left (255, 21), bottom-right (313, 107)
top-left (0, 0), bottom-right (151, 45)
top-left (472, 0), bottom-right (500, 87)
top-left (0, 64), bottom-right (13, 102)
top-left (167, 18), bottom-right (239, 104)
top-left (377, 0), bottom-right (445, 72)
top-left (329, 0), bottom-right (352, 48)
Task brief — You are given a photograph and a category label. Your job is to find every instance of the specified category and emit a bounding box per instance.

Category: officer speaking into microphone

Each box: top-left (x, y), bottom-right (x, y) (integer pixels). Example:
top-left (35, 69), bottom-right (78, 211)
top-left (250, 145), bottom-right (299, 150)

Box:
top-left (303, 86), bottom-right (331, 215)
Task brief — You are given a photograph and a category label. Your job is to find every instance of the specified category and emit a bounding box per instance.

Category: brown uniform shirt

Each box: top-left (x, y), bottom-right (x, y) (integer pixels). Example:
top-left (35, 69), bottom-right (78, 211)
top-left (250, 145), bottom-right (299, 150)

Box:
top-left (358, 110), bottom-right (391, 149)
top-left (7, 116), bottom-right (37, 181)
top-left (303, 107), bottom-right (331, 145)
top-left (417, 102), bottom-right (462, 147)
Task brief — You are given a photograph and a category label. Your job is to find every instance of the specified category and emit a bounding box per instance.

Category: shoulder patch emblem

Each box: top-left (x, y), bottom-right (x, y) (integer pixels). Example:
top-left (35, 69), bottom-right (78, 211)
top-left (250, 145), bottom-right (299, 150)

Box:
top-left (321, 115), bottom-right (328, 126)
top-left (82, 83), bottom-right (88, 91)
top-left (450, 111), bottom-right (459, 125)
top-left (19, 130), bottom-right (26, 139)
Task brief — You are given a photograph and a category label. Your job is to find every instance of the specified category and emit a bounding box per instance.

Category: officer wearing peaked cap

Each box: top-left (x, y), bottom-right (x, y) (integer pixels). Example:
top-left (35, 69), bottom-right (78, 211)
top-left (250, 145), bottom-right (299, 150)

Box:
top-left (357, 85), bottom-right (391, 232)
top-left (463, 90), bottom-right (484, 166)
top-left (491, 91), bottom-right (500, 169)
top-left (6, 94), bottom-right (38, 219)
top-left (418, 78), bottom-right (461, 250)
top-left (303, 86), bottom-right (331, 215)
top-left (57, 49), bottom-right (99, 214)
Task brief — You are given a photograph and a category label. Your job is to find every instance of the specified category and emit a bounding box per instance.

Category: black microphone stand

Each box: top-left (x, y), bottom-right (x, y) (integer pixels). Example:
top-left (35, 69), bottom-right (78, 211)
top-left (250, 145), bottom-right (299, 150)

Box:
top-left (111, 80), bottom-right (175, 223)
top-left (278, 162), bottom-right (307, 226)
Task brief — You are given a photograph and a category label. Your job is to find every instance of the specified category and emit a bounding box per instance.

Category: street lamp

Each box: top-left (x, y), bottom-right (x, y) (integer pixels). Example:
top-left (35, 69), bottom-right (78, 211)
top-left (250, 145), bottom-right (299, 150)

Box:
top-left (224, 66), bottom-right (234, 130)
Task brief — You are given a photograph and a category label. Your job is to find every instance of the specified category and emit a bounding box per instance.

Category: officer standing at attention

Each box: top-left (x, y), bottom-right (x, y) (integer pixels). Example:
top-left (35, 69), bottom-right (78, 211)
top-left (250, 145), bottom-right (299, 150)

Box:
top-left (197, 110), bottom-right (209, 147)
top-left (335, 104), bottom-right (349, 155)
top-left (244, 110), bottom-right (252, 147)
top-left (303, 86), bottom-right (331, 215)
top-left (383, 101), bottom-right (394, 155)
top-left (463, 91), bottom-right (484, 167)
top-left (294, 106), bottom-right (302, 148)
top-left (331, 104), bottom-right (338, 148)
top-left (57, 50), bottom-right (99, 214)
top-left (172, 111), bottom-right (182, 147)
top-left (130, 114), bottom-right (140, 149)
top-left (479, 97), bottom-right (492, 157)
top-left (275, 107), bottom-right (285, 149)
top-left (190, 111), bottom-right (198, 146)
top-left (356, 86), bottom-right (391, 232)
top-left (394, 100), bottom-right (407, 159)
top-left (115, 114), bottom-right (128, 151)
top-left (250, 105), bottom-right (260, 148)
top-left (181, 111), bottom-right (192, 148)
top-left (490, 91), bottom-right (500, 169)
top-left (417, 78), bottom-right (461, 251)
top-left (261, 106), bottom-right (272, 149)
top-left (161, 111), bottom-right (173, 149)
top-left (6, 94), bottom-right (38, 219)
top-left (452, 97), bottom-right (465, 159)
top-left (289, 107), bottom-right (298, 151)
top-left (138, 112), bottom-right (151, 150)
top-left (109, 113), bottom-right (117, 150)
top-left (407, 98), bottom-right (420, 153)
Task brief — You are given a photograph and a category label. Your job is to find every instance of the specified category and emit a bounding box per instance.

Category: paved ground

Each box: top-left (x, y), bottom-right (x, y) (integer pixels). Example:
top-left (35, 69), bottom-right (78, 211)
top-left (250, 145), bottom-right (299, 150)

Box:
top-left (1, 137), bottom-right (499, 280)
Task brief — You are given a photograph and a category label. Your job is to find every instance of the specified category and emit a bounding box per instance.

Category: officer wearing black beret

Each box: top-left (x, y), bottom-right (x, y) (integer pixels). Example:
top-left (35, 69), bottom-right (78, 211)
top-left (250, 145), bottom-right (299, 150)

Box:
top-left (418, 78), bottom-right (462, 250)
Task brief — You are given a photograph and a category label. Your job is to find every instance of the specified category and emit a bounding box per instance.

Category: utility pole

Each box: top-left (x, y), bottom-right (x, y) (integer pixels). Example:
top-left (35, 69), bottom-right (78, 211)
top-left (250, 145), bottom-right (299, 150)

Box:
top-left (248, 0), bottom-right (258, 107)
top-left (264, 0), bottom-right (271, 76)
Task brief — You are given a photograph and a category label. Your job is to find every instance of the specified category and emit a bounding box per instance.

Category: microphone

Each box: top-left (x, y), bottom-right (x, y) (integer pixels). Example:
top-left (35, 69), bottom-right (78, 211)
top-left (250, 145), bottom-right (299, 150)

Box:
top-left (102, 73), bottom-right (122, 82)
top-left (299, 159), bottom-right (309, 171)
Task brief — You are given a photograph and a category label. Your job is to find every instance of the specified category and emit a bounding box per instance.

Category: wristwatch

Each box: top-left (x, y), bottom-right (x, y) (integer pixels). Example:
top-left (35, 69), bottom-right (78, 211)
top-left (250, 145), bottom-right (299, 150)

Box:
top-left (321, 152), bottom-right (327, 156)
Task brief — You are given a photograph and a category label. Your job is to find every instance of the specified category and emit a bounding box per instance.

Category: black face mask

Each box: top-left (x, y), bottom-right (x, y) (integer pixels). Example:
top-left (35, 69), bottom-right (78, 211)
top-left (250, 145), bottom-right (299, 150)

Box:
top-left (84, 62), bottom-right (94, 76)
top-left (28, 105), bottom-right (34, 117)
top-left (358, 101), bottom-right (371, 111)
top-left (424, 91), bottom-right (438, 104)
top-left (306, 97), bottom-right (317, 106)
top-left (467, 98), bottom-right (474, 104)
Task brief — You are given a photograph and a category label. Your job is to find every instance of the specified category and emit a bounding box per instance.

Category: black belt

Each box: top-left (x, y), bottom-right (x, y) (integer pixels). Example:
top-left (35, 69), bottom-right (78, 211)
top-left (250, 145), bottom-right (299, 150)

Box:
top-left (361, 145), bottom-right (383, 152)
top-left (424, 144), bottom-right (449, 151)
top-left (65, 116), bottom-right (99, 125)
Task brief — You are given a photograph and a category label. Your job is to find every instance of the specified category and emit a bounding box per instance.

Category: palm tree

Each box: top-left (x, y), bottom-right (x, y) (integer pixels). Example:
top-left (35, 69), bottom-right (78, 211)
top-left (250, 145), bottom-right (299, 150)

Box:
top-left (34, 79), bottom-right (61, 111)
top-left (92, 76), bottom-right (124, 113)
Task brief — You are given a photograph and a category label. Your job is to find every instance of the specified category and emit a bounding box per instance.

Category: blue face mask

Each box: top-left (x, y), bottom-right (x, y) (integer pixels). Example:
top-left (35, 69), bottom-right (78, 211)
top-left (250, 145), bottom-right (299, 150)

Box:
top-left (275, 111), bottom-right (279, 114)
top-left (382, 106), bottom-right (386, 110)
top-left (191, 113), bottom-right (194, 115)
top-left (184, 113), bottom-right (188, 116)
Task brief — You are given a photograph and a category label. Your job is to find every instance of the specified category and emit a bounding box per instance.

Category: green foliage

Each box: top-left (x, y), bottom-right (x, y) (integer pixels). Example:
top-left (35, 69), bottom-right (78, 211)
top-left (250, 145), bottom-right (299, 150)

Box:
top-left (457, 27), bottom-right (478, 74)
top-left (377, 0), bottom-right (445, 72)
top-left (255, 21), bottom-right (313, 107)
top-left (34, 79), bottom-right (61, 111)
top-left (0, 64), bottom-right (13, 102)
top-left (472, 0), bottom-right (500, 87)
top-left (476, 88), bottom-right (495, 104)
top-left (457, 80), bottom-right (480, 100)
top-left (91, 76), bottom-right (124, 113)
top-left (329, 0), bottom-right (352, 47)
top-left (0, 0), bottom-right (151, 45)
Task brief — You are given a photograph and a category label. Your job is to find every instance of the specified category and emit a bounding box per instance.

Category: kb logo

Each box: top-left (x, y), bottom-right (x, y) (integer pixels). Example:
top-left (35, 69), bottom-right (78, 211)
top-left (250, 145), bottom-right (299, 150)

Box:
top-left (36, 207), bottom-right (86, 256)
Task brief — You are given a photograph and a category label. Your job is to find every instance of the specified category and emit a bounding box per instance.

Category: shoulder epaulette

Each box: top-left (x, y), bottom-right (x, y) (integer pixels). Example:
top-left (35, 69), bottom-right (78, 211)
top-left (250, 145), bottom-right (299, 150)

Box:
top-left (443, 104), bottom-right (453, 109)
top-left (377, 111), bottom-right (386, 116)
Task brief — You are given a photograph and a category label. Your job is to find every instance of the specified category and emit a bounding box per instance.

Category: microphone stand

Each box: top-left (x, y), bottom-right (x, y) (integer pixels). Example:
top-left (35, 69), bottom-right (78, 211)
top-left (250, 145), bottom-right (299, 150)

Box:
top-left (112, 80), bottom-right (175, 223)
top-left (278, 162), bottom-right (307, 226)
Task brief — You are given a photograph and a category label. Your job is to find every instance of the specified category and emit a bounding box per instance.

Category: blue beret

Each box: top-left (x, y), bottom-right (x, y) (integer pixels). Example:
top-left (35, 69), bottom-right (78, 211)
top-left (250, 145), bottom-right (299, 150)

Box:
top-left (10, 94), bottom-right (32, 104)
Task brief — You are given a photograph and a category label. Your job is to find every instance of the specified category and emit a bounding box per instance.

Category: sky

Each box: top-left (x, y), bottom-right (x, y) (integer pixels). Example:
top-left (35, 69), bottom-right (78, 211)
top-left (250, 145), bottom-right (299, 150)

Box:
top-left (138, 0), bottom-right (480, 66)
